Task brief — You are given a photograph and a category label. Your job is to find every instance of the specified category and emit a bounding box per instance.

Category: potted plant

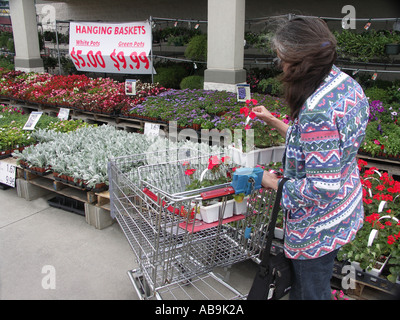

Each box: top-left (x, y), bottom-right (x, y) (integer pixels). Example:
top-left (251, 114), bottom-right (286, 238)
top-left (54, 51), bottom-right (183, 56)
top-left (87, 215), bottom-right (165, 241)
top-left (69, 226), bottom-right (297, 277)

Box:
top-left (337, 159), bottom-right (400, 278)
top-left (184, 155), bottom-right (236, 223)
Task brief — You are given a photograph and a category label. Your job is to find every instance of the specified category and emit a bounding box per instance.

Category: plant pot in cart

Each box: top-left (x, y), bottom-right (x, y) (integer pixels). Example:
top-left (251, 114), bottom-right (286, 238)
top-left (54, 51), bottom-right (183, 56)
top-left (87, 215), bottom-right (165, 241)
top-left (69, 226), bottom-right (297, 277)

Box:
top-left (222, 199), bottom-right (234, 219)
top-left (200, 201), bottom-right (220, 223)
top-left (233, 196), bottom-right (249, 215)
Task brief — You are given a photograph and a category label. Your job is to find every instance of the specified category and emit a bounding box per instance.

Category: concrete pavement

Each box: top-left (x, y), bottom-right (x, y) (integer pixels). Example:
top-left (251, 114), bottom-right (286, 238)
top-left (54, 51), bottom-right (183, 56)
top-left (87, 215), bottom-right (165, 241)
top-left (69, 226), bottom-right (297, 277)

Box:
top-left (0, 186), bottom-right (259, 300)
top-left (0, 186), bottom-right (137, 300)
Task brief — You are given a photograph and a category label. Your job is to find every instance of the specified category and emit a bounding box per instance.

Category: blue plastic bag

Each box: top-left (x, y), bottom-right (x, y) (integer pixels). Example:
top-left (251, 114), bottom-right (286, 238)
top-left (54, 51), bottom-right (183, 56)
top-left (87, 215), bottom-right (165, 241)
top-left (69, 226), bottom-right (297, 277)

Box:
top-left (230, 167), bottom-right (263, 195)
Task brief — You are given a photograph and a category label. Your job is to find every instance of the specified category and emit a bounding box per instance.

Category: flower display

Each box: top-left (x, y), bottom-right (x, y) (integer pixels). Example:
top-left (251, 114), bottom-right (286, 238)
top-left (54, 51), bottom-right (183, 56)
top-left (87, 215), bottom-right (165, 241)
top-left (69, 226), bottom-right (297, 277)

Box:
top-left (360, 99), bottom-right (400, 160)
top-left (337, 159), bottom-right (400, 283)
top-left (0, 105), bottom-right (59, 153)
top-left (0, 70), bottom-right (166, 115)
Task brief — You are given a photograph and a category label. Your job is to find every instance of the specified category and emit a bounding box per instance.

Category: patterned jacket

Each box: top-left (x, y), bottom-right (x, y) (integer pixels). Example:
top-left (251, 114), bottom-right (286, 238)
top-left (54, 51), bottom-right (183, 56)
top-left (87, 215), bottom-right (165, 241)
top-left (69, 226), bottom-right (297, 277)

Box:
top-left (281, 65), bottom-right (369, 260)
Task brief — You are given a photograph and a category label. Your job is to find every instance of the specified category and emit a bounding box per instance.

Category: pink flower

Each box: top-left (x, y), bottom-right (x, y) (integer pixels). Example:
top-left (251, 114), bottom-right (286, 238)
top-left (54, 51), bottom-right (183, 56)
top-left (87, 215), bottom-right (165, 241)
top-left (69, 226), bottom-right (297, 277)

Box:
top-left (208, 155), bottom-right (221, 170)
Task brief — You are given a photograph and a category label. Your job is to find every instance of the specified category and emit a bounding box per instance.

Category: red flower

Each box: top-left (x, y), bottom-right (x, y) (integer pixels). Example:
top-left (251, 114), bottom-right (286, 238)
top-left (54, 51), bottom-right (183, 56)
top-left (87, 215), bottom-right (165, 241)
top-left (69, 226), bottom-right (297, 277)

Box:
top-left (240, 107), bottom-right (250, 117)
top-left (208, 155), bottom-right (220, 170)
top-left (245, 99), bottom-right (258, 107)
top-left (387, 235), bottom-right (395, 245)
top-left (381, 194), bottom-right (393, 202)
top-left (373, 193), bottom-right (381, 200)
top-left (358, 159), bottom-right (368, 167)
top-left (363, 198), bottom-right (373, 205)
top-left (376, 185), bottom-right (385, 191)
top-left (363, 180), bottom-right (372, 189)
top-left (365, 213), bottom-right (380, 224)
top-left (185, 169), bottom-right (196, 176)
top-left (362, 188), bottom-right (368, 197)
top-left (245, 124), bottom-right (251, 130)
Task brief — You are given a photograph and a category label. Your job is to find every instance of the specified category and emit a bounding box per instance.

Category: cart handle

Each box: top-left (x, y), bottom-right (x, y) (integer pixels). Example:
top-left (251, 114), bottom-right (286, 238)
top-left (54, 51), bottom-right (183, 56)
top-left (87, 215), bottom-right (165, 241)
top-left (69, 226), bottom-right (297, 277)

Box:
top-left (200, 186), bottom-right (235, 200)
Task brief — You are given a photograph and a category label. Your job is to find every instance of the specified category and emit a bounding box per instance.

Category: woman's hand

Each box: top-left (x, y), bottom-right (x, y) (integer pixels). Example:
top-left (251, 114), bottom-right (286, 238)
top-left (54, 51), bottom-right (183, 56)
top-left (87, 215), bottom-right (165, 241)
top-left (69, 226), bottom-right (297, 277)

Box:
top-left (251, 105), bottom-right (274, 124)
top-left (252, 105), bottom-right (290, 138)
top-left (261, 171), bottom-right (280, 191)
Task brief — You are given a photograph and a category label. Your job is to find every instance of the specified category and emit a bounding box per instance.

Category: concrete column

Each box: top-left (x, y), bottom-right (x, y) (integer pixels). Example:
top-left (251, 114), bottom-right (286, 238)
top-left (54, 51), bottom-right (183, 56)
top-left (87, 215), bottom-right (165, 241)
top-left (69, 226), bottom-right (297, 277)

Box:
top-left (204, 0), bottom-right (246, 92)
top-left (9, 0), bottom-right (44, 73)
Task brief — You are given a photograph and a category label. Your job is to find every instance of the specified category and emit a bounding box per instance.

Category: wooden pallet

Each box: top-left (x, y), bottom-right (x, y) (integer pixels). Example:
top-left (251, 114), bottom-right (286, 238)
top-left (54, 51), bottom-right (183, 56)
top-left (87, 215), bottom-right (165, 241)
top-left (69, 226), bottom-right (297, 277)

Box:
top-left (23, 170), bottom-right (97, 204)
top-left (96, 190), bottom-right (110, 211)
top-left (357, 154), bottom-right (400, 176)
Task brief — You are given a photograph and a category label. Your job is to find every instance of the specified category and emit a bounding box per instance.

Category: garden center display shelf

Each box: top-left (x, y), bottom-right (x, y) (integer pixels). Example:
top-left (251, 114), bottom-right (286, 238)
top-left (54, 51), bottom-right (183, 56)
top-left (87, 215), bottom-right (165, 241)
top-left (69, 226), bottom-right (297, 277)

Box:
top-left (332, 259), bottom-right (400, 299)
top-left (22, 169), bottom-right (97, 205)
top-left (357, 154), bottom-right (400, 177)
top-left (16, 164), bottom-right (113, 229)
top-left (4, 97), bottom-right (169, 134)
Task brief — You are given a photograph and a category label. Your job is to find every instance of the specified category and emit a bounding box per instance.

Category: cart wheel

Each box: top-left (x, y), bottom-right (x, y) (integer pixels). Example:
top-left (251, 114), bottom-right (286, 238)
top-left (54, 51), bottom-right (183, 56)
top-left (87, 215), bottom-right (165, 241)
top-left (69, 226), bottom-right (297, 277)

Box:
top-left (138, 275), bottom-right (152, 297)
top-left (127, 270), bottom-right (152, 300)
top-left (175, 263), bottom-right (192, 286)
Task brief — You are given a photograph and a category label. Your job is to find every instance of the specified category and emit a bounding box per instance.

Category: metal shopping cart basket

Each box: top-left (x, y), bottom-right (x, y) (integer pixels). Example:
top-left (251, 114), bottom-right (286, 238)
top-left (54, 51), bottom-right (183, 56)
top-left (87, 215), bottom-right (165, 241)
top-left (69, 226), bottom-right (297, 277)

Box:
top-left (108, 149), bottom-right (278, 300)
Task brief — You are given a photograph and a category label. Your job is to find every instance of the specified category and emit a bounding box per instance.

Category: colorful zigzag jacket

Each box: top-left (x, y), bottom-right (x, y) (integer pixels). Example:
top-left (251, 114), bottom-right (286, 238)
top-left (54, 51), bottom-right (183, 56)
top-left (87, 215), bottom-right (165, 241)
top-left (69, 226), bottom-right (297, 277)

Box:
top-left (281, 65), bottom-right (370, 260)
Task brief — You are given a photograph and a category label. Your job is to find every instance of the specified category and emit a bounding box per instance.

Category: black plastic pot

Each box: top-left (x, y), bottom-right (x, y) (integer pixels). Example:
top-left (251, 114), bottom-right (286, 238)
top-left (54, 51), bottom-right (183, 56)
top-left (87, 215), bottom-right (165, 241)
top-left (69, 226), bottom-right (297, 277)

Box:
top-left (385, 44), bottom-right (400, 55)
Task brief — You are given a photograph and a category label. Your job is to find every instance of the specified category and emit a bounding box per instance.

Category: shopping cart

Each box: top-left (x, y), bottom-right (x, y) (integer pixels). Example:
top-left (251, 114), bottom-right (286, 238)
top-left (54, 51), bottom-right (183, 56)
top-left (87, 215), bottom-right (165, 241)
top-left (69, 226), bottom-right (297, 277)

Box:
top-left (108, 149), bottom-right (278, 300)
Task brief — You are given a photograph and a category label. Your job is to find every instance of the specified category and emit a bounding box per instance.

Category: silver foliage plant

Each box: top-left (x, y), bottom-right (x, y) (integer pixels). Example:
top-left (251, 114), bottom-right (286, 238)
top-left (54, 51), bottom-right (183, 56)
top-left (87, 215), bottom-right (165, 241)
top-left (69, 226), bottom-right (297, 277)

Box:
top-left (12, 125), bottom-right (224, 188)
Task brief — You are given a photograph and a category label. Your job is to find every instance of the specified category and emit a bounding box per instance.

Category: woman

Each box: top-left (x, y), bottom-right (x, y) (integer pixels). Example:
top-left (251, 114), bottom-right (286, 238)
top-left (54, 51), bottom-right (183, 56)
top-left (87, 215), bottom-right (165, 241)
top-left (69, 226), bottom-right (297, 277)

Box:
top-left (252, 17), bottom-right (369, 300)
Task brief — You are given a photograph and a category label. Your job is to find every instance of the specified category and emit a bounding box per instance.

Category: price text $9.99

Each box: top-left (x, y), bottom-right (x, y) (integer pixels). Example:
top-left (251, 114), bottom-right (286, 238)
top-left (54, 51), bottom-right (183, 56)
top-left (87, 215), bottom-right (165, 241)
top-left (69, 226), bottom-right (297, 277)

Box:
top-left (70, 47), bottom-right (150, 71)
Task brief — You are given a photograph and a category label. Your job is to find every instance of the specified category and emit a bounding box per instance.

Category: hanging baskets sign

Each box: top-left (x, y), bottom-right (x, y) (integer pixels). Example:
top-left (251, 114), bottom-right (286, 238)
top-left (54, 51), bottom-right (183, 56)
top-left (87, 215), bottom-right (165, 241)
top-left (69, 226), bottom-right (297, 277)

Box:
top-left (69, 21), bottom-right (153, 74)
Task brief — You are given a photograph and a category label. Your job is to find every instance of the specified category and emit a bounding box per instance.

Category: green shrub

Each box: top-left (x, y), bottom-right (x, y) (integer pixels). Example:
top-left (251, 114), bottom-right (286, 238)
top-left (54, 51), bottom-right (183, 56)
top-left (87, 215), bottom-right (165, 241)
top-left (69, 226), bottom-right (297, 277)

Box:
top-left (154, 65), bottom-right (189, 89)
top-left (0, 55), bottom-right (14, 71)
top-left (185, 34), bottom-right (207, 61)
top-left (257, 77), bottom-right (283, 96)
top-left (364, 87), bottom-right (389, 103)
top-left (180, 75), bottom-right (204, 89)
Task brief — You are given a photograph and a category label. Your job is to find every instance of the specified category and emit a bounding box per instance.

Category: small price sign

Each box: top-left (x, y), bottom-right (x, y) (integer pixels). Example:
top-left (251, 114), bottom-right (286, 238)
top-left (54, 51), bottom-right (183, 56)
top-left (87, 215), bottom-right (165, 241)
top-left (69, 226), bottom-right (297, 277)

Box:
top-left (58, 108), bottom-right (70, 120)
top-left (0, 161), bottom-right (16, 187)
top-left (144, 122), bottom-right (160, 136)
top-left (69, 21), bottom-right (154, 74)
top-left (23, 111), bottom-right (43, 130)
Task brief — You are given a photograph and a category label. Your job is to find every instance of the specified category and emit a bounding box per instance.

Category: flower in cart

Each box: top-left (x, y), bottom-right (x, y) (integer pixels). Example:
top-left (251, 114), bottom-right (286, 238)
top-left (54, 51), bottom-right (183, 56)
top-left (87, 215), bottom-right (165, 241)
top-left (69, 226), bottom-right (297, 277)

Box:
top-left (183, 161), bottom-right (196, 180)
top-left (185, 168), bottom-right (196, 176)
top-left (208, 155), bottom-right (221, 170)
top-left (179, 205), bottom-right (196, 220)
